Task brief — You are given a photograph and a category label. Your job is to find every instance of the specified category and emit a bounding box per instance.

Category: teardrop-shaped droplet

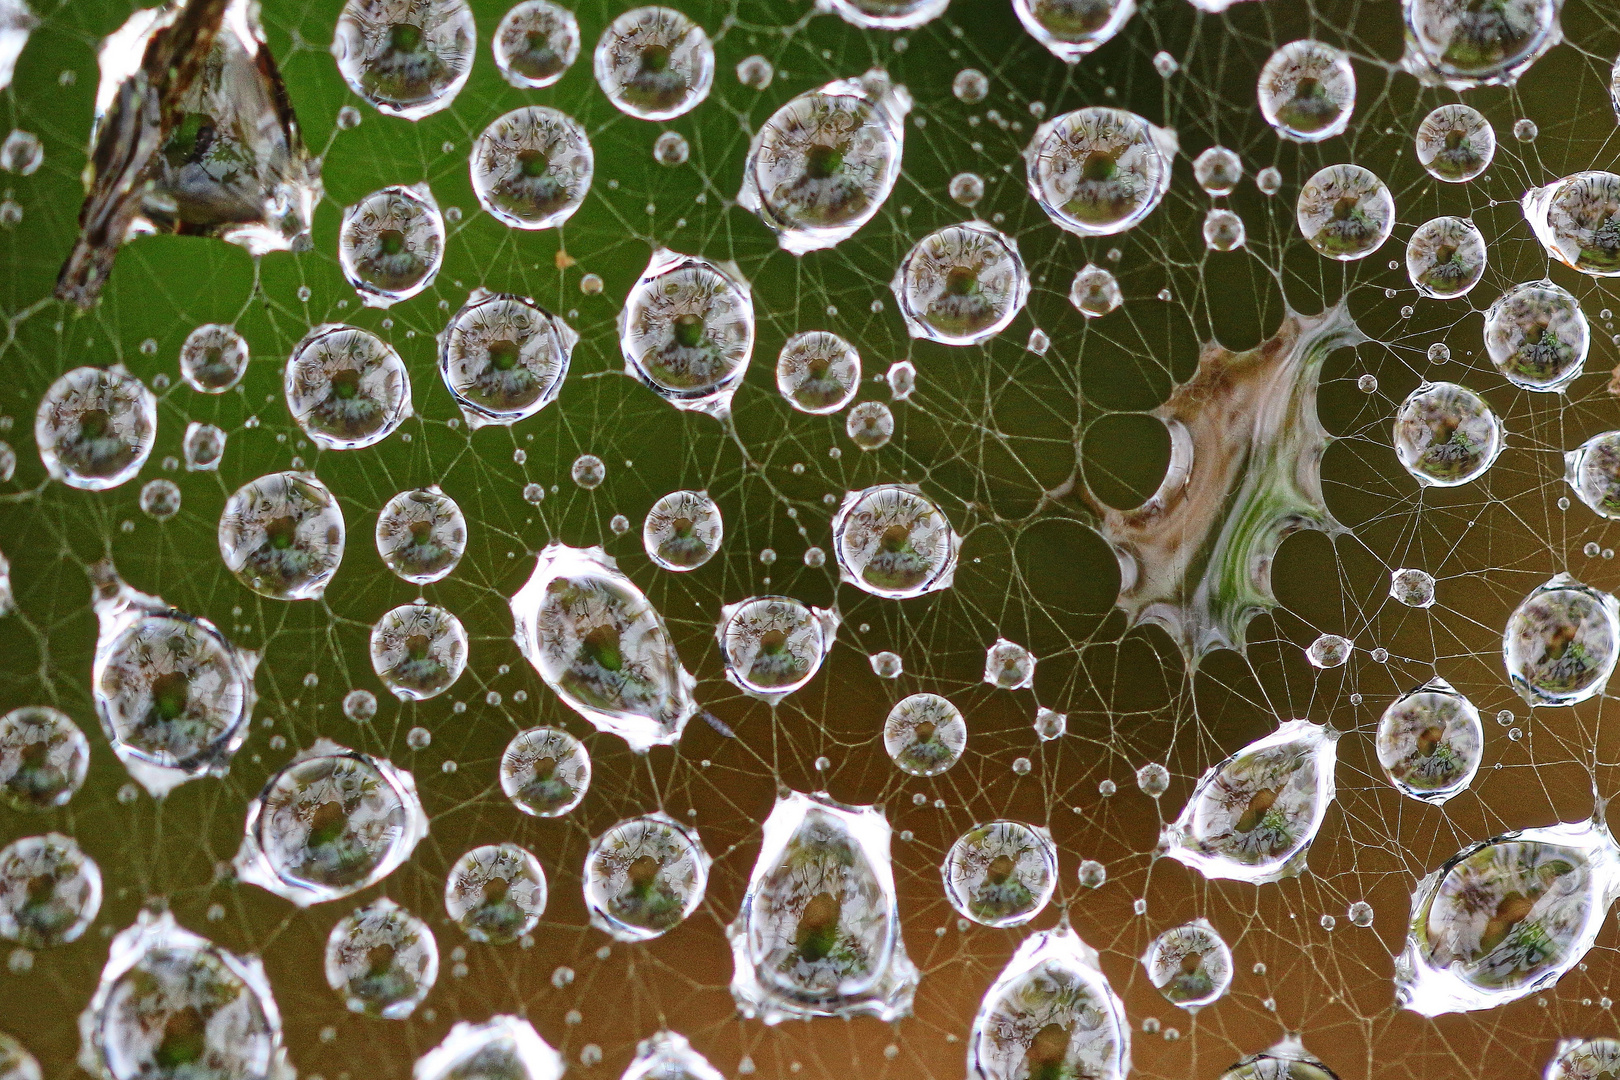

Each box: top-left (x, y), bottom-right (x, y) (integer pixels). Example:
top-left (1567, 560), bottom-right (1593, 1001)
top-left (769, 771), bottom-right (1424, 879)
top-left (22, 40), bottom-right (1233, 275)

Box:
top-left (324, 897), bottom-right (438, 1019)
top-left (832, 484), bottom-right (960, 599)
top-left (1012, 0), bottom-right (1135, 62)
top-left (620, 1032), bottom-right (724, 1080)
top-left (1395, 817), bottom-right (1620, 1015)
top-left (1141, 918), bottom-right (1233, 1010)
top-left (718, 596), bottom-right (838, 700)
top-left (1523, 172), bottom-right (1620, 277)
top-left (414, 1017), bottom-right (563, 1080)
top-left (618, 249), bottom-right (755, 419)
top-left (510, 542), bottom-right (698, 753)
top-left (1161, 719), bottom-right (1340, 884)
top-left (1218, 1037), bottom-right (1340, 1080)
top-left (1503, 574), bottom-right (1619, 706)
top-left (1376, 678), bottom-right (1482, 803)
top-left (943, 821), bottom-right (1057, 928)
top-left (1565, 431), bottom-right (1620, 520)
top-left (585, 812), bottom-right (710, 942)
top-left (78, 910), bottom-right (291, 1080)
top-left (968, 924), bottom-right (1130, 1080)
top-left (727, 790), bottom-right (917, 1024)
top-left (90, 562), bottom-right (259, 797)
top-left (235, 738), bottom-right (427, 907)
top-left (737, 70), bottom-right (910, 255)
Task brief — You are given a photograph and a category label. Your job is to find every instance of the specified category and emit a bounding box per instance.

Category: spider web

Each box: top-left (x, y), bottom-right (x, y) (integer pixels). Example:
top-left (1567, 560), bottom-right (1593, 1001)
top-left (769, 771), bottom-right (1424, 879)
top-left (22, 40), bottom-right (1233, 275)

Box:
top-left (4, 1), bottom-right (1620, 1079)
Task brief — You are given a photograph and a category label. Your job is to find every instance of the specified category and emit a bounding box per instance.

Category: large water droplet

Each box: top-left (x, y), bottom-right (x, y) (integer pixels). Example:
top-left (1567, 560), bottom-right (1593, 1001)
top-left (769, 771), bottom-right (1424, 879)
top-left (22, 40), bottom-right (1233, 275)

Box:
top-left (333, 0), bottom-right (475, 120)
top-left (593, 7), bottom-right (713, 121)
top-left (471, 107), bottom-right (593, 230)
top-left (339, 184), bottom-right (445, 307)
top-left (1258, 40), bottom-right (1356, 142)
top-left (1406, 215), bottom-right (1486, 299)
top-left (1025, 107), bottom-right (1176, 237)
top-left (727, 790), bottom-right (917, 1024)
top-left (585, 812), bottom-right (710, 942)
top-left (776, 332), bottom-right (861, 414)
top-left (500, 727), bottom-right (590, 817)
top-left (1396, 817), bottom-right (1620, 1015)
top-left (643, 490), bottom-right (723, 571)
top-left (180, 324), bottom-right (250, 393)
top-left (1376, 678), bottom-right (1482, 803)
top-left (1161, 720), bottom-right (1340, 884)
top-left (0, 706), bottom-right (90, 812)
top-left (235, 738), bottom-right (427, 906)
top-left (1012, 0), bottom-right (1135, 62)
top-left (1527, 171), bottom-right (1620, 277)
top-left (1415, 104), bottom-right (1495, 182)
top-left (376, 487), bottom-right (467, 584)
top-left (370, 603), bottom-right (468, 701)
top-left (1546, 1038), bottom-right (1620, 1080)
top-left (0, 833), bottom-right (101, 947)
top-left (444, 843), bottom-right (546, 944)
top-left (439, 290), bottom-right (575, 428)
top-left (1400, 0), bottom-right (1561, 89)
top-left (1141, 919), bottom-right (1232, 1010)
top-left (968, 924), bottom-right (1130, 1080)
top-left (1393, 382), bottom-right (1503, 488)
top-left (324, 897), bottom-right (438, 1019)
top-left (493, 0), bottom-right (579, 89)
top-left (1566, 431), bottom-right (1620, 520)
top-left (619, 250), bottom-right (754, 418)
top-left (883, 693), bottom-right (966, 776)
top-left (414, 1017), bottom-right (563, 1080)
top-left (1483, 279), bottom-right (1588, 390)
top-left (738, 70), bottom-right (910, 254)
top-left (218, 472), bottom-right (346, 600)
top-left (719, 596), bottom-right (838, 700)
top-left (1296, 164), bottom-right (1394, 261)
top-left (286, 324), bottom-right (412, 450)
top-left (943, 821), bottom-right (1057, 928)
top-left (510, 542), bottom-right (697, 753)
top-left (832, 484), bottom-right (960, 599)
top-left (893, 222), bottom-right (1029, 346)
top-left (1503, 574), bottom-right (1619, 706)
top-left (820, 0), bottom-right (947, 29)
top-left (620, 1032), bottom-right (724, 1080)
top-left (1217, 1037), bottom-right (1340, 1080)
top-left (35, 367), bottom-right (155, 491)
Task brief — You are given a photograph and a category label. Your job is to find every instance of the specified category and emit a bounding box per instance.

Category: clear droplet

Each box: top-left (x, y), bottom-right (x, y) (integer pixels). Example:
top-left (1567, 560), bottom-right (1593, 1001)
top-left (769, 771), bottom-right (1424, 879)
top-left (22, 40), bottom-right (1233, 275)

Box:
top-left (1203, 208), bottom-right (1246, 251)
top-left (833, 484), bottom-right (960, 599)
top-left (776, 331), bottom-right (860, 414)
top-left (325, 897), bottom-right (438, 1018)
top-left (1296, 164), bottom-right (1394, 261)
top-left (1390, 567), bottom-right (1436, 607)
top-left (593, 7), bottom-right (713, 121)
top-left (585, 812), bottom-right (710, 942)
top-left (883, 694), bottom-right (966, 777)
top-left (643, 489), bottom-right (723, 571)
top-left (1034, 706), bottom-right (1067, 741)
top-left (439, 290), bottom-right (576, 428)
top-left (35, 366), bottom-right (155, 491)
top-left (1400, 0), bottom-right (1561, 89)
top-left (983, 638), bottom-right (1036, 689)
top-left (1011, 0), bottom-right (1136, 62)
top-left (79, 911), bottom-right (290, 1080)
top-left (1077, 859), bottom-right (1106, 888)
top-left (1406, 215), bottom-right (1486, 298)
top-left (182, 422), bottom-right (225, 472)
top-left (1415, 104), bottom-right (1495, 182)
top-left (653, 130), bottom-right (690, 166)
top-left (1259, 39), bottom-right (1356, 142)
top-left (943, 821), bottom-right (1057, 928)
top-left (1306, 633), bottom-right (1352, 668)
top-left (1193, 145), bottom-right (1243, 195)
top-left (285, 324), bottom-right (412, 450)
top-left (1357, 373), bottom-right (1378, 393)
top-left (1255, 166), bottom-right (1283, 195)
top-left (968, 925), bottom-right (1129, 1080)
top-left (949, 172), bottom-right (985, 206)
top-left (736, 55), bottom-right (773, 89)
top-left (501, 727), bottom-right (590, 818)
top-left (1504, 574), bottom-right (1620, 707)
top-left (0, 833), bottom-right (100, 947)
top-left (1141, 919), bottom-right (1233, 1009)
top-left (1376, 678), bottom-right (1482, 803)
top-left (471, 107), bottom-right (593, 231)
top-left (1566, 431), bottom-right (1620, 520)
top-left (493, 0), bottom-right (579, 88)
top-left (0, 706), bottom-right (89, 812)
top-left (727, 790), bottom-right (918, 1024)
top-left (892, 221), bottom-right (1029, 345)
top-left (338, 184), bottom-right (444, 307)
top-left (179, 324), bottom-right (250, 393)
top-left (1484, 279), bottom-right (1588, 391)
top-left (235, 738), bottom-right (427, 906)
top-left (1514, 117), bottom-right (1539, 142)
top-left (414, 1017), bottom-right (564, 1080)
top-left (376, 487), bottom-right (466, 584)
top-left (619, 249), bottom-right (754, 418)
top-left (1523, 171), bottom-right (1620, 278)
top-left (886, 359), bottom-right (916, 400)
top-left (0, 128), bottom-right (40, 174)
top-left (1136, 762), bottom-right (1169, 796)
top-left (0, 1033), bottom-right (38, 1080)
top-left (1025, 106), bottom-right (1176, 236)
top-left (821, 0), bottom-right (946, 29)
top-left (847, 401), bottom-right (895, 450)
top-left (90, 565), bottom-right (259, 796)
top-left (870, 651), bottom-right (903, 678)
top-left (1069, 263), bottom-right (1122, 317)
top-left (510, 543), bottom-right (697, 752)
top-left (370, 603), bottom-right (468, 701)
top-left (333, 0), bottom-right (475, 120)
top-left (1348, 900), bottom-right (1374, 927)
top-left (444, 843), bottom-right (546, 944)
top-left (219, 472), bottom-right (346, 600)
top-left (952, 68), bottom-right (988, 103)
top-left (1218, 1037), bottom-right (1340, 1080)
top-left (719, 596), bottom-right (838, 700)
top-left (1546, 1039), bottom-right (1620, 1080)
top-left (621, 1032), bottom-right (724, 1080)
top-left (139, 479), bottom-right (181, 521)
top-left (1396, 817), bottom-right (1620, 1015)
top-left (738, 70), bottom-right (910, 254)
top-left (1394, 381), bottom-right (1503, 488)
top-left (342, 688), bottom-right (377, 722)
top-left (1161, 720), bottom-right (1340, 884)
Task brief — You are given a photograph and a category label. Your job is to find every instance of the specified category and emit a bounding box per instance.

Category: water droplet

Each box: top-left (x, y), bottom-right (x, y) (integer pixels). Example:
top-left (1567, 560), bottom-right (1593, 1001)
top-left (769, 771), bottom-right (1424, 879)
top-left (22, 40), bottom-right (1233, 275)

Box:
top-left (883, 694), bottom-right (965, 777)
top-left (1297, 164), bottom-right (1394, 261)
top-left (949, 172), bottom-right (985, 206)
top-left (832, 484), bottom-right (960, 599)
top-left (493, 0), bottom-right (579, 89)
top-left (1566, 431), bottom-right (1620, 520)
top-left (893, 221), bottom-right (1028, 346)
top-left (1393, 381), bottom-right (1503, 487)
top-left (643, 489), bottom-right (722, 570)
top-left (471, 107), bottom-right (593, 230)
top-left (370, 603), bottom-right (467, 701)
top-left (1162, 720), bottom-right (1340, 884)
top-left (870, 651), bottom-right (903, 678)
top-left (35, 367), bottom-right (155, 490)
top-left (0, 128), bottom-right (39, 174)
top-left (952, 68), bottom-right (988, 103)
top-left (1136, 762), bottom-right (1169, 796)
top-left (585, 812), bottom-right (710, 941)
top-left (1193, 146), bottom-right (1242, 196)
top-left (286, 324), bottom-right (411, 449)
top-left (822, 0), bottom-right (945, 28)
top-left (1396, 817), bottom-right (1620, 1015)
top-left (1011, 0), bottom-right (1133, 61)
top-left (1546, 1038), bottom-right (1620, 1080)
top-left (944, 821), bottom-right (1057, 928)
top-left (325, 897), bottom-right (437, 1018)
top-left (1069, 263), bottom-right (1122, 317)
top-left (333, 0), bottom-right (475, 120)
top-left (219, 472), bottom-right (346, 600)
top-left (0, 833), bottom-right (100, 947)
top-left (1357, 373), bottom-right (1378, 393)
top-left (719, 596), bottom-right (837, 700)
top-left (653, 130), bottom-right (690, 167)
top-left (1141, 919), bottom-right (1232, 1009)
top-left (847, 401), bottom-right (895, 450)
top-left (983, 638), bottom-right (1036, 690)
top-left (376, 487), bottom-right (466, 584)
top-left (1034, 707), bottom-right (1066, 741)
top-left (1255, 166), bottom-right (1282, 195)
top-left (1504, 574), bottom-right (1620, 706)
top-left (1524, 171), bottom-right (1620, 278)
top-left (727, 790), bottom-right (918, 1023)
top-left (593, 7), bottom-right (713, 121)
top-left (439, 291), bottom-right (575, 428)
top-left (444, 843), bottom-right (545, 944)
top-left (777, 332), bottom-right (860, 414)
top-left (415, 1017), bottom-right (564, 1080)
top-left (621, 1033), bottom-right (725, 1080)
top-left (1077, 859), bottom-right (1106, 888)
top-left (235, 739), bottom-right (427, 906)
top-left (1203, 208), bottom-right (1246, 251)
top-left (1218, 1037), bottom-right (1339, 1080)
top-left (735, 54), bottom-right (773, 89)
top-left (338, 184), bottom-right (444, 308)
top-left (969, 925), bottom-right (1129, 1080)
top-left (1402, 0), bottom-right (1559, 88)
top-left (0, 707), bottom-right (88, 812)
top-left (1415, 104), bottom-right (1495, 182)
top-left (886, 359), bottom-right (916, 400)
top-left (139, 479), bottom-right (181, 521)
top-left (511, 543), bottom-right (697, 753)
top-left (1406, 215), bottom-right (1487, 299)
top-left (1377, 678), bottom-right (1482, 803)
top-left (1259, 39), bottom-right (1355, 142)
top-left (1348, 900), bottom-right (1374, 927)
top-left (340, 689), bottom-right (377, 723)
top-left (336, 104), bottom-right (362, 129)
top-left (1390, 567), bottom-right (1436, 607)
top-left (179, 324), bottom-right (250, 393)
top-left (0, 1034), bottom-right (37, 1080)
top-left (620, 249), bottom-right (754, 418)
top-left (1025, 107), bottom-right (1176, 236)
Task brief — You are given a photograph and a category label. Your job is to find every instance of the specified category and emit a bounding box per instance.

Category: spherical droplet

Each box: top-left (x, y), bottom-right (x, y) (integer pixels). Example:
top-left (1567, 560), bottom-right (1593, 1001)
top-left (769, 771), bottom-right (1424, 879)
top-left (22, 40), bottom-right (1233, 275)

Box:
top-left (1393, 381), bottom-right (1503, 488)
top-left (1191, 146), bottom-right (1243, 197)
top-left (1025, 106), bottom-right (1175, 236)
top-left (180, 324), bottom-right (250, 393)
top-left (950, 172), bottom-right (985, 207)
top-left (1070, 263), bottom-right (1122, 317)
top-left (984, 638), bottom-right (1036, 690)
top-left (892, 221), bottom-right (1029, 345)
top-left (1415, 104), bottom-right (1495, 182)
top-left (1011, 0), bottom-right (1135, 62)
top-left (886, 359), bottom-right (916, 400)
top-left (593, 7), bottom-right (713, 121)
top-left (35, 367), bottom-right (156, 491)
top-left (619, 249), bottom-right (754, 416)
top-left (370, 603), bottom-right (468, 701)
top-left (1203, 208), bottom-right (1246, 251)
top-left (439, 291), bottom-right (575, 427)
top-left (493, 0), bottom-right (579, 89)
top-left (1077, 859), bottom-right (1106, 888)
top-left (376, 487), bottom-right (466, 584)
top-left (471, 107), bottom-right (593, 231)
top-left (735, 54), bottom-right (773, 89)
top-left (219, 472), bottom-right (346, 600)
top-left (139, 479), bottom-right (181, 521)
top-left (0, 129), bottom-right (41, 175)
top-left (325, 897), bottom-right (438, 1018)
top-left (1306, 633), bottom-right (1352, 668)
top-left (776, 331), bottom-right (860, 414)
top-left (1348, 900), bottom-right (1374, 927)
top-left (643, 489), bottom-right (722, 571)
top-left (0, 833), bottom-right (101, 947)
top-left (572, 454), bottom-right (606, 489)
top-left (1504, 575), bottom-right (1620, 707)
top-left (822, 0), bottom-right (946, 29)
top-left (338, 184), bottom-right (445, 308)
top-left (870, 650), bottom-right (903, 678)
top-left (1142, 920), bottom-right (1233, 1009)
top-left (0, 707), bottom-right (89, 813)
top-left (1390, 567), bottom-right (1436, 608)
top-left (1406, 215), bottom-right (1487, 299)
top-left (445, 843), bottom-right (546, 944)
top-left (286, 324), bottom-right (411, 450)
top-left (1484, 279), bottom-right (1588, 391)
top-left (1358, 373), bottom-right (1378, 393)
top-left (952, 68), bottom-right (988, 103)
top-left (501, 727), bottom-right (590, 817)
top-left (883, 694), bottom-right (966, 776)
top-left (1296, 164), bottom-right (1395, 261)
top-left (1136, 762), bottom-right (1170, 796)
top-left (1404, 0), bottom-right (1560, 88)
top-left (333, 0), bottom-right (476, 121)
top-left (653, 130), bottom-right (690, 166)
top-left (720, 596), bottom-right (836, 698)
top-left (847, 401), bottom-right (895, 451)
top-left (833, 484), bottom-right (960, 599)
top-left (342, 688), bottom-right (378, 723)
top-left (1259, 39), bottom-right (1356, 142)
top-left (943, 821), bottom-right (1058, 928)
top-left (583, 813), bottom-right (709, 941)
top-left (1377, 679), bottom-right (1482, 802)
